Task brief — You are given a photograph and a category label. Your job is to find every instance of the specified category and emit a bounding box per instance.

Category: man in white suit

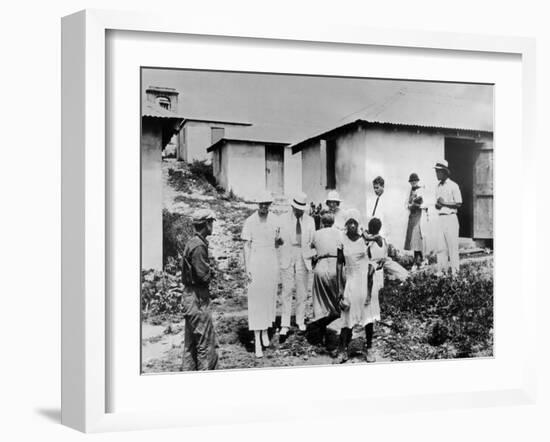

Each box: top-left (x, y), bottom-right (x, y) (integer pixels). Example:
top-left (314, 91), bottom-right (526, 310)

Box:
top-left (276, 192), bottom-right (316, 336)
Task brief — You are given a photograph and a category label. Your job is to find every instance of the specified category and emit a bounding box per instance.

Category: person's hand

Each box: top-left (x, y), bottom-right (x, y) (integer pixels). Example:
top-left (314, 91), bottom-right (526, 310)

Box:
top-left (274, 237), bottom-right (284, 247)
top-left (437, 196), bottom-right (446, 206)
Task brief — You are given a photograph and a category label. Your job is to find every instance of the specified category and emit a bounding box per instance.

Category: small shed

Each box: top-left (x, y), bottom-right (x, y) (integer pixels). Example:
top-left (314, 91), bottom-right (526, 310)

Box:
top-left (176, 118), bottom-right (252, 162)
top-left (141, 102), bottom-right (184, 270)
top-left (206, 125), bottom-right (303, 200)
top-left (291, 118), bottom-right (494, 247)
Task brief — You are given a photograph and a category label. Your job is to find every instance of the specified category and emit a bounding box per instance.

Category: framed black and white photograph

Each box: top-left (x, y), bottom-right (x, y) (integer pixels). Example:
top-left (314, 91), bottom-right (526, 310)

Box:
top-left (61, 9), bottom-right (537, 433)
top-left (140, 68), bottom-right (494, 374)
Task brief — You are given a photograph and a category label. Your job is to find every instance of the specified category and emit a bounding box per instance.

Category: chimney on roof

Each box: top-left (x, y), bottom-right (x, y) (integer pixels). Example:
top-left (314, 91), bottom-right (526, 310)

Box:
top-left (146, 86), bottom-right (179, 112)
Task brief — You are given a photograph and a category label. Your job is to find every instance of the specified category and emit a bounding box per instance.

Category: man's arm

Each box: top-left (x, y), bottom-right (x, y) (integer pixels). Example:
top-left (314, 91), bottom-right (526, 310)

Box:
top-left (190, 245), bottom-right (211, 285)
top-left (437, 184), bottom-right (462, 209)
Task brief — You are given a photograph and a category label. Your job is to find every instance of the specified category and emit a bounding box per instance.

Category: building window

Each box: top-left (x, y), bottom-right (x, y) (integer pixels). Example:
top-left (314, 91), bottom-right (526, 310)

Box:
top-left (156, 96), bottom-right (171, 110)
top-left (211, 127), bottom-right (225, 144)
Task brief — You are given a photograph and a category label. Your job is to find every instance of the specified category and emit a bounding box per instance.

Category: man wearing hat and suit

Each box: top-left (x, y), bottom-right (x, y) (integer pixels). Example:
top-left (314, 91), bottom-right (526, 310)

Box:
top-left (277, 192), bottom-right (316, 336)
top-left (181, 208), bottom-right (218, 370)
top-left (326, 190), bottom-right (346, 231)
top-left (434, 160), bottom-right (462, 275)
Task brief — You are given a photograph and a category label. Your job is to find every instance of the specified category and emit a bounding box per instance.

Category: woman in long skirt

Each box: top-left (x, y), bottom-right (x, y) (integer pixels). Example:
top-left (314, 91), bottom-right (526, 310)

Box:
top-left (309, 211), bottom-right (343, 351)
top-left (404, 173), bottom-right (426, 270)
top-left (337, 209), bottom-right (381, 363)
top-left (241, 192), bottom-right (279, 358)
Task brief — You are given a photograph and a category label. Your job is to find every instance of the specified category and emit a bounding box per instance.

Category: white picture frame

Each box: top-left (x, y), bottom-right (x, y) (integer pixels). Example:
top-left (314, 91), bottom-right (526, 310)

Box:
top-left (61, 9), bottom-right (537, 433)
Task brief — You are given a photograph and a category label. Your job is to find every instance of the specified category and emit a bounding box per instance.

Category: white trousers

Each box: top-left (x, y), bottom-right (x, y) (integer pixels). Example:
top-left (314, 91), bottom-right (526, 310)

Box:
top-left (280, 246), bottom-right (310, 327)
top-left (437, 214), bottom-right (460, 274)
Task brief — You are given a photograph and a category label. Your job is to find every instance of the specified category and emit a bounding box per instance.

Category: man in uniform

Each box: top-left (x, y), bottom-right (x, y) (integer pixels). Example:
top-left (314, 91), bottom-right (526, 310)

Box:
top-left (434, 160), bottom-right (462, 275)
top-left (181, 209), bottom-right (218, 371)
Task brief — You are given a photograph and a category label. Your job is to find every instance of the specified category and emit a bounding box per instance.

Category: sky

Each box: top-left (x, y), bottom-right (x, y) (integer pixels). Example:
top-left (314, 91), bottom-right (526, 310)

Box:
top-left (142, 68), bottom-right (494, 143)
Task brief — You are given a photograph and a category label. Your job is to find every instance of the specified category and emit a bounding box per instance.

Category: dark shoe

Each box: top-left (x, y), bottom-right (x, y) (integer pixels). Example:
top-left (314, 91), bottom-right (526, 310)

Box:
top-left (278, 326), bottom-right (289, 344)
top-left (338, 350), bottom-right (349, 364)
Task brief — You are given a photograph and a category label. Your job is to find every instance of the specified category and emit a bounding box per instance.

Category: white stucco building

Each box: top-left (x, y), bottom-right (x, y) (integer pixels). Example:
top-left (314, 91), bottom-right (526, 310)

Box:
top-left (176, 118), bottom-right (252, 162)
top-left (291, 96), bottom-right (494, 249)
top-left (208, 138), bottom-right (302, 200)
top-left (141, 87), bottom-right (184, 270)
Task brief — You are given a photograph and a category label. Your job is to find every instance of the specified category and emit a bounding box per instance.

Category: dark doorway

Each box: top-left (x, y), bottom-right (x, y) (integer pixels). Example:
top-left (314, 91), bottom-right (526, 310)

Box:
top-left (265, 145), bottom-right (284, 194)
top-left (444, 137), bottom-right (476, 238)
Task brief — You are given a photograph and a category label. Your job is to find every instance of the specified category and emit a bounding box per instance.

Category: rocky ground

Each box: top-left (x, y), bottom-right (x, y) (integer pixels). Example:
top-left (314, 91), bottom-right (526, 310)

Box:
top-left (141, 159), bottom-right (493, 374)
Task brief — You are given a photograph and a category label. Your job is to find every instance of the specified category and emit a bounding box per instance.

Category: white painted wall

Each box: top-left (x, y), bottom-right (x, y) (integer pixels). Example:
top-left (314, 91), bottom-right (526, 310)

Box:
top-left (300, 129), bottom-right (368, 216)
top-left (284, 146), bottom-right (302, 197)
top-left (213, 143), bottom-right (302, 200)
top-left (301, 140), bottom-right (323, 205)
top-left (180, 121), bottom-right (248, 162)
top-left (213, 143), bottom-right (230, 191)
top-left (226, 142), bottom-right (266, 199)
top-left (141, 119), bottom-right (163, 270)
top-left (364, 128), bottom-right (444, 247)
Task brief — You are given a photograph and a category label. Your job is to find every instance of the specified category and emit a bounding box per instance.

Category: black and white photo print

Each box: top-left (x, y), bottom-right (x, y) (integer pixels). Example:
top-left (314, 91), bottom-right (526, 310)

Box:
top-left (140, 68), bottom-right (494, 373)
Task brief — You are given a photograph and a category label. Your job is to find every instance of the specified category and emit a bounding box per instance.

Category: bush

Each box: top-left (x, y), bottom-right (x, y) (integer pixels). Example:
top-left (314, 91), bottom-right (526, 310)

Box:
top-left (188, 159), bottom-right (217, 188)
top-left (141, 269), bottom-right (185, 317)
top-left (379, 261), bottom-right (493, 358)
top-left (163, 209), bottom-right (194, 265)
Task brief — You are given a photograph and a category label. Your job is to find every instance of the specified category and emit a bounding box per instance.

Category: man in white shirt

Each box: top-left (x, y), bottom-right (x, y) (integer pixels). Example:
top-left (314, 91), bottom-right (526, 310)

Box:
top-left (276, 192), bottom-right (316, 336)
top-left (434, 160), bottom-right (462, 275)
top-left (369, 176), bottom-right (391, 243)
top-left (367, 176), bottom-right (409, 282)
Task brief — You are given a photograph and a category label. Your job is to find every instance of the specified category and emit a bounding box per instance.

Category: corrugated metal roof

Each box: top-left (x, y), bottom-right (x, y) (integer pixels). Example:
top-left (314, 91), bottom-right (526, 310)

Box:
top-left (142, 103), bottom-right (185, 119)
top-left (290, 89), bottom-right (494, 153)
top-left (182, 118), bottom-right (252, 126)
top-left (357, 89), bottom-right (493, 131)
top-left (290, 119), bottom-right (493, 153)
top-left (207, 137), bottom-right (289, 152)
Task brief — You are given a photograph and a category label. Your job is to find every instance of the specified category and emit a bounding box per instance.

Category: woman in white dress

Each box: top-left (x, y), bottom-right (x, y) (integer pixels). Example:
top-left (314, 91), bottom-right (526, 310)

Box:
top-left (337, 210), bottom-right (382, 363)
top-left (241, 192), bottom-right (280, 358)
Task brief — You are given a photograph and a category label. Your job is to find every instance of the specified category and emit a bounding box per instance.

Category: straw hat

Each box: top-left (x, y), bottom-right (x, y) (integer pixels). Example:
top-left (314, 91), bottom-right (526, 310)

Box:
top-left (434, 160), bottom-right (450, 172)
top-left (291, 192), bottom-right (308, 211)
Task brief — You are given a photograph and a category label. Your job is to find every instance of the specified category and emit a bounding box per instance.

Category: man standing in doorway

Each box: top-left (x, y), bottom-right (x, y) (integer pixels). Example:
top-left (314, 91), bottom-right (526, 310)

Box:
top-left (367, 176), bottom-right (408, 281)
top-left (434, 160), bottom-right (462, 275)
top-left (277, 192), bottom-right (316, 338)
top-left (181, 209), bottom-right (218, 371)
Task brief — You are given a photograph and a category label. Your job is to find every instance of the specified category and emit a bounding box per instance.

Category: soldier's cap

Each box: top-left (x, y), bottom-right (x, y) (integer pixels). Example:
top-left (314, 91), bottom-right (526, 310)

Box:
top-left (191, 209), bottom-right (216, 224)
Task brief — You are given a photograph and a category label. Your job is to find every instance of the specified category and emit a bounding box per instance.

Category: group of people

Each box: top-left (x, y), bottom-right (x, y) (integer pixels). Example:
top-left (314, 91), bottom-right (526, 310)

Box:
top-left (241, 189), bottom-right (391, 363)
top-left (180, 160), bottom-right (463, 370)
